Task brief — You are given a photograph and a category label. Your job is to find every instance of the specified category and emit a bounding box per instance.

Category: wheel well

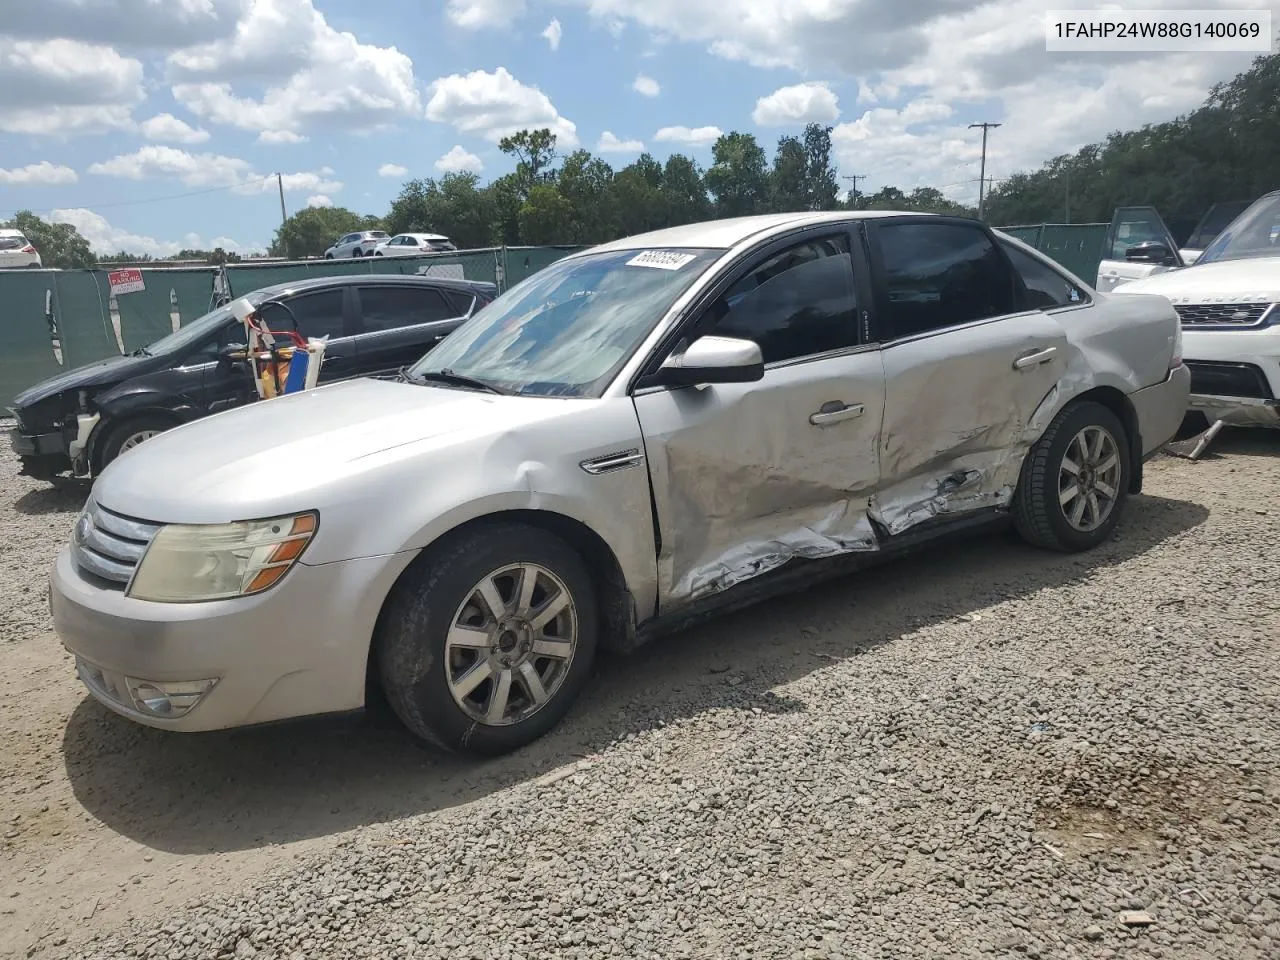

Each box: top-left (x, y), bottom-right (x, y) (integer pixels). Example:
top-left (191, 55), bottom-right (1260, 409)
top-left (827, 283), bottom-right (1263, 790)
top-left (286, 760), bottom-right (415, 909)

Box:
top-left (364, 509), bottom-right (636, 713)
top-left (1070, 385), bottom-right (1143, 494)
top-left (90, 408), bottom-right (183, 473)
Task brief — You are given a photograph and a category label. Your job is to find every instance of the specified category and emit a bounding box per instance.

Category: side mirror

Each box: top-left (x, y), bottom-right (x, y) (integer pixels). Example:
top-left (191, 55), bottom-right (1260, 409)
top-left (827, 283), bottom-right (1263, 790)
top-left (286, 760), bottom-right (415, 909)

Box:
top-left (658, 335), bottom-right (764, 388)
top-left (1124, 241), bottom-right (1178, 266)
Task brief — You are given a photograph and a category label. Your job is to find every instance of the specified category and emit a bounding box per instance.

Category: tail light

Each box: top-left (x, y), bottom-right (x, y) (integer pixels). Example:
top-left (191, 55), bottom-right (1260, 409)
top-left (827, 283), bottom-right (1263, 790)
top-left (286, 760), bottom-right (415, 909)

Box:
top-left (21, 245), bottom-right (35, 254)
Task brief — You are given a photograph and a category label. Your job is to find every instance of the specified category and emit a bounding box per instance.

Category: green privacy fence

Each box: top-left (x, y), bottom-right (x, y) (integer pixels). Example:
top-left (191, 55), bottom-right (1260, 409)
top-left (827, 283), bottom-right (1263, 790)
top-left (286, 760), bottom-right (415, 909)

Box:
top-left (0, 245), bottom-right (583, 407)
top-left (997, 223), bottom-right (1109, 285)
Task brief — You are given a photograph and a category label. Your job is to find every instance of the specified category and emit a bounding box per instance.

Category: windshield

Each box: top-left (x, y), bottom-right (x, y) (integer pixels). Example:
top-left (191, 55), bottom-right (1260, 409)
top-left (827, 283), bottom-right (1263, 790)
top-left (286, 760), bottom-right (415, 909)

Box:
top-left (142, 294), bottom-right (261, 355)
top-left (1196, 193), bottom-right (1280, 264)
top-left (409, 247), bottom-right (721, 397)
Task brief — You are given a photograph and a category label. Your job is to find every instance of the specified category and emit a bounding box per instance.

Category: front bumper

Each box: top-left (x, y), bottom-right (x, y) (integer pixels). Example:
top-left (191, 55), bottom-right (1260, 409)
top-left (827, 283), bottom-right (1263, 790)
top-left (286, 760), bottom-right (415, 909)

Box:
top-left (9, 426), bottom-right (62, 457)
top-left (50, 544), bottom-right (416, 732)
top-left (1189, 394), bottom-right (1280, 428)
top-left (1129, 363), bottom-right (1192, 457)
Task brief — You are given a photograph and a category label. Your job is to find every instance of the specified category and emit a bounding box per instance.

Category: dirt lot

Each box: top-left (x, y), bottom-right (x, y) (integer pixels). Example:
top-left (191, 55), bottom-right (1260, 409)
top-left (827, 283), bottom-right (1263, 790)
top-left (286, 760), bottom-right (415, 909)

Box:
top-left (1, 428), bottom-right (1278, 959)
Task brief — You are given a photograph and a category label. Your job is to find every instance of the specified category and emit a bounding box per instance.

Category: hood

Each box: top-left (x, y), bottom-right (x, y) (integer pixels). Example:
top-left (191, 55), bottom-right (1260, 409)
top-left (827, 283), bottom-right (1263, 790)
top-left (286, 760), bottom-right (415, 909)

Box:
top-left (11, 352), bottom-right (155, 409)
top-left (1114, 256), bottom-right (1280, 302)
top-left (92, 377), bottom-right (561, 523)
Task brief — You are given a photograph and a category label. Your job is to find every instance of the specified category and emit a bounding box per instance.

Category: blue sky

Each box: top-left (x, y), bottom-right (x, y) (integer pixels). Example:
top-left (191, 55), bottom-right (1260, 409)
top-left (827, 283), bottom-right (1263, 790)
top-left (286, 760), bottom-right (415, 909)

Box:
top-left (0, 0), bottom-right (1270, 255)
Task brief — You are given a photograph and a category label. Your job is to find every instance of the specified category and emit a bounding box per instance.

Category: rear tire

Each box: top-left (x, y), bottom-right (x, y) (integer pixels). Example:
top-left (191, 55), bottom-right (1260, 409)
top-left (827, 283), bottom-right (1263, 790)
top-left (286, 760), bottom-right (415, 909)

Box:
top-left (1013, 400), bottom-right (1131, 553)
top-left (352, 249), bottom-right (364, 257)
top-left (324, 253), bottom-right (334, 260)
top-left (376, 522), bottom-right (598, 756)
top-left (96, 414), bottom-right (175, 471)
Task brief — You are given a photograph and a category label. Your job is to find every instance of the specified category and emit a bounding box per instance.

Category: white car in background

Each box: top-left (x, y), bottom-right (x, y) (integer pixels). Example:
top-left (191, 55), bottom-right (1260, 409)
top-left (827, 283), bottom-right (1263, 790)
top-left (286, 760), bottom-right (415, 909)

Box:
top-left (1110, 189), bottom-right (1280, 429)
top-left (323, 230), bottom-right (390, 259)
top-left (373, 233), bottom-right (457, 256)
top-left (0, 228), bottom-right (42, 268)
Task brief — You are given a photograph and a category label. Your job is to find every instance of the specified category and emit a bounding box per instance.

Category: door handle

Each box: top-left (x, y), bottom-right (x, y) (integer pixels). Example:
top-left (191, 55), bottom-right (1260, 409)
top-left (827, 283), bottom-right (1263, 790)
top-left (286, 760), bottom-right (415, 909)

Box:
top-left (1013, 347), bottom-right (1057, 370)
top-left (809, 402), bottom-right (865, 426)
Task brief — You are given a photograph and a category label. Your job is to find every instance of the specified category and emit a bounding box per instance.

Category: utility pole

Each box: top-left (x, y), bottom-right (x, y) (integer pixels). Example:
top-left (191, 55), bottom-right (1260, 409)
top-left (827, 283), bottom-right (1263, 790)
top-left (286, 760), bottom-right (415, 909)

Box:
top-left (276, 172), bottom-right (288, 258)
top-left (842, 174), bottom-right (868, 208)
top-left (968, 122), bottom-right (1001, 220)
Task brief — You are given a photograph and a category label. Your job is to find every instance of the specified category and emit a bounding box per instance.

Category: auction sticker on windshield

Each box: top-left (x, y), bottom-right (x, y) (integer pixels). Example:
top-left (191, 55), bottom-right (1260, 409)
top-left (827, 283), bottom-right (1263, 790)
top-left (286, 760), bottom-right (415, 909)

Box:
top-left (627, 250), bottom-right (698, 270)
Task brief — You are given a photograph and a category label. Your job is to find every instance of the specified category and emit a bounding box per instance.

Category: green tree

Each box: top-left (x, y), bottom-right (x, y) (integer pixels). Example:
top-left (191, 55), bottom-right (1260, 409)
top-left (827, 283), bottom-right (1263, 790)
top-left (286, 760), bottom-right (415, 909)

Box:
top-left (704, 132), bottom-right (768, 218)
top-left (770, 136), bottom-right (809, 213)
top-left (485, 174), bottom-right (525, 246)
top-left (385, 173), bottom-right (494, 248)
top-left (802, 123), bottom-right (840, 211)
top-left (660, 154), bottom-right (711, 226)
top-left (613, 154), bottom-right (667, 236)
top-left (517, 184), bottom-right (576, 244)
top-left (269, 206), bottom-right (382, 258)
top-left (499, 128), bottom-right (559, 199)
top-left (557, 150), bottom-right (618, 243)
top-left (5, 211), bottom-right (96, 268)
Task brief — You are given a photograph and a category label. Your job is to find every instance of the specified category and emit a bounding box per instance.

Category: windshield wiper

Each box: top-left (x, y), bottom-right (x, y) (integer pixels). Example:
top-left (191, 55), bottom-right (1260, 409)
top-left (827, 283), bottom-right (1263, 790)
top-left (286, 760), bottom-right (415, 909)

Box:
top-left (412, 368), bottom-right (511, 395)
top-left (131, 347), bottom-right (151, 357)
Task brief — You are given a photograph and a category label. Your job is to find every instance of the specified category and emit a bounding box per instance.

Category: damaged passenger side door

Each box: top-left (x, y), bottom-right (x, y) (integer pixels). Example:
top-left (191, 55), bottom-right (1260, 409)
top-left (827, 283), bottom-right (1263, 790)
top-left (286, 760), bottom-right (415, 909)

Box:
top-left (632, 229), bottom-right (887, 610)
top-left (866, 218), bottom-right (1068, 535)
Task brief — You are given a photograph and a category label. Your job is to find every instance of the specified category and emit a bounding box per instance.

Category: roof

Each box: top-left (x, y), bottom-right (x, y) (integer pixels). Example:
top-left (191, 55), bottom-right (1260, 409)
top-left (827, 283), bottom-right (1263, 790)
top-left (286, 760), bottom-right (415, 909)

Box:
top-left (241, 272), bottom-right (494, 301)
top-left (584, 210), bottom-right (927, 253)
top-left (0, 228), bottom-right (26, 237)
top-left (395, 232), bottom-right (450, 240)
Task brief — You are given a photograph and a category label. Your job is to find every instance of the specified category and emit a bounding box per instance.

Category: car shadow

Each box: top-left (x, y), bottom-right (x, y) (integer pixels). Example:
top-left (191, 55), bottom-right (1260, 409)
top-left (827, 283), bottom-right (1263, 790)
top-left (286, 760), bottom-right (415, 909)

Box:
top-left (12, 481), bottom-right (90, 516)
top-left (62, 492), bottom-right (1208, 855)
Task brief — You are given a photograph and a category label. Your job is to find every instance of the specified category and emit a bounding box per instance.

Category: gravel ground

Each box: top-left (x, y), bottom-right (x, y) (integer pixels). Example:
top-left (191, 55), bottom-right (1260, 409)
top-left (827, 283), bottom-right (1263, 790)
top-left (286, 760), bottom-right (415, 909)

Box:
top-left (2, 426), bottom-right (1279, 960)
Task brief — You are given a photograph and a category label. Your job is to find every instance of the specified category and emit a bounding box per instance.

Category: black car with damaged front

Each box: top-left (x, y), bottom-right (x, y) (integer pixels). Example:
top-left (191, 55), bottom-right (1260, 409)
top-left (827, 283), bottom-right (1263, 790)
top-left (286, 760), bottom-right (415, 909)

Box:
top-left (8, 274), bottom-right (495, 482)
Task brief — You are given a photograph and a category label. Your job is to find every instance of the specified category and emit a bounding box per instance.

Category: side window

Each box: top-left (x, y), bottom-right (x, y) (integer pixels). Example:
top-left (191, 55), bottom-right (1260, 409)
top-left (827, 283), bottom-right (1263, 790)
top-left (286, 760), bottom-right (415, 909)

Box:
top-left (877, 222), bottom-right (1016, 338)
top-left (358, 286), bottom-right (456, 333)
top-left (1000, 242), bottom-right (1085, 310)
top-left (185, 319), bottom-right (242, 364)
top-left (441, 289), bottom-right (475, 315)
top-left (702, 235), bottom-right (857, 364)
top-left (260, 290), bottom-right (347, 340)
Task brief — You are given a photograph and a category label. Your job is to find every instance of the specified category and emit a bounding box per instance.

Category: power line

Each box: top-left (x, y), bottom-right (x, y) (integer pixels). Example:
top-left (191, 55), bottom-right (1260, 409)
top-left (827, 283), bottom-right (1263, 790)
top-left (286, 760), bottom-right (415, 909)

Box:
top-left (0, 174), bottom-right (277, 217)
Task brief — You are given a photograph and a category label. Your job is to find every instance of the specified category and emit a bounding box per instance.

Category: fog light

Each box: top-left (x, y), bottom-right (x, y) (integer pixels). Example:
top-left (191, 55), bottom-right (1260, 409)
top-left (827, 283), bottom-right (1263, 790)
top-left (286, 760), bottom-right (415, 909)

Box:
top-left (125, 678), bottom-right (217, 718)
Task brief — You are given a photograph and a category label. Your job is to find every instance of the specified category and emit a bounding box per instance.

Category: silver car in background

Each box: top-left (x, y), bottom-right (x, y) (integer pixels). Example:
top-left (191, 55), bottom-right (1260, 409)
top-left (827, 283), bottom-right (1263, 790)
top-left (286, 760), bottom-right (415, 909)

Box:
top-left (50, 212), bottom-right (1189, 755)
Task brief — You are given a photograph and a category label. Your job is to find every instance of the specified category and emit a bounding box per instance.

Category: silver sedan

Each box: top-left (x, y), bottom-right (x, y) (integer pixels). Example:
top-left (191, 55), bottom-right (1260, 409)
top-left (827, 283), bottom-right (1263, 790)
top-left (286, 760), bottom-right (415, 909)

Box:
top-left (50, 212), bottom-right (1190, 755)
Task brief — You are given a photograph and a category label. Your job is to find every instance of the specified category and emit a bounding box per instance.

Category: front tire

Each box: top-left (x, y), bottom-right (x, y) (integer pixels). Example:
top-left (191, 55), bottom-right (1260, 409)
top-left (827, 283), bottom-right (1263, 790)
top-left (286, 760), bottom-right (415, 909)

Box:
top-left (352, 248), bottom-right (364, 257)
top-left (377, 522), bottom-right (598, 756)
top-left (1013, 400), bottom-right (1131, 553)
top-left (96, 414), bottom-right (174, 471)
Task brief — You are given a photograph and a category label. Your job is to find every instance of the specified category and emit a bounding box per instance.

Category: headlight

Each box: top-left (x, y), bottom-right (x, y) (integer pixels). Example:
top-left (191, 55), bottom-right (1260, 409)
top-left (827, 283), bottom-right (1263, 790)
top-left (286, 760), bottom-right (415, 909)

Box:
top-left (128, 511), bottom-right (317, 602)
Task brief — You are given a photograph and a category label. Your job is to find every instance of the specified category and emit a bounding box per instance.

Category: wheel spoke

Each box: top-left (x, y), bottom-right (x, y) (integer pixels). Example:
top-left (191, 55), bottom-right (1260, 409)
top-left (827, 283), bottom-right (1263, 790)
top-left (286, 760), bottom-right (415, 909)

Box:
top-left (476, 576), bottom-right (507, 622)
top-left (1089, 429), bottom-right (1106, 460)
top-left (1059, 484), bottom-right (1080, 507)
top-left (485, 668), bottom-right (513, 723)
top-left (1095, 480), bottom-right (1116, 500)
top-left (1061, 456), bottom-right (1081, 477)
top-left (1087, 491), bottom-right (1101, 525)
top-left (514, 564), bottom-right (539, 617)
top-left (447, 623), bottom-right (490, 650)
top-left (451, 659), bottom-right (493, 699)
top-left (1070, 496), bottom-right (1087, 527)
top-left (530, 591), bottom-right (570, 632)
top-left (1074, 433), bottom-right (1090, 464)
top-left (531, 638), bottom-right (573, 660)
top-left (1097, 454), bottom-right (1119, 476)
top-left (517, 661), bottom-right (548, 705)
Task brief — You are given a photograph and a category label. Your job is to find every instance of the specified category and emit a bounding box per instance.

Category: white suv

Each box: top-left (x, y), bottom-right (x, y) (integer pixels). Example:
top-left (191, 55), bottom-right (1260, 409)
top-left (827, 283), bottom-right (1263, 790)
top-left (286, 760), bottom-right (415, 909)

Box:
top-left (0, 229), bottom-right (42, 268)
top-left (323, 230), bottom-right (390, 259)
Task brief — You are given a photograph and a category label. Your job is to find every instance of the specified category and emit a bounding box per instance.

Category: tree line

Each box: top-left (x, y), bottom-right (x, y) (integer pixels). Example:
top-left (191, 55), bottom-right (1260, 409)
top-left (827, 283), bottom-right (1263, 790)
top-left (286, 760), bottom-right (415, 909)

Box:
top-left (5, 51), bottom-right (1277, 268)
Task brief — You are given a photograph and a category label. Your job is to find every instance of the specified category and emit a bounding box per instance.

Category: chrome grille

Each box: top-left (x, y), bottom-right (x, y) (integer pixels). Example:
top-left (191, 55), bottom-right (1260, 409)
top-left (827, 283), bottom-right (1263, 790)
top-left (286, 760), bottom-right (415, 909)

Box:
top-left (1174, 302), bottom-right (1274, 326)
top-left (71, 501), bottom-right (161, 587)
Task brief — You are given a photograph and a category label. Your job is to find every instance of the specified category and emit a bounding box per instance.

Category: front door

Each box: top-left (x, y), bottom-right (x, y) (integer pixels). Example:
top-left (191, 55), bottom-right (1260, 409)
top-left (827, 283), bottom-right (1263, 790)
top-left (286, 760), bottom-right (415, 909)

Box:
top-left (632, 232), bottom-right (886, 609)
top-left (865, 218), bottom-right (1069, 534)
top-left (258, 287), bottom-right (359, 385)
top-left (1095, 205), bottom-right (1185, 292)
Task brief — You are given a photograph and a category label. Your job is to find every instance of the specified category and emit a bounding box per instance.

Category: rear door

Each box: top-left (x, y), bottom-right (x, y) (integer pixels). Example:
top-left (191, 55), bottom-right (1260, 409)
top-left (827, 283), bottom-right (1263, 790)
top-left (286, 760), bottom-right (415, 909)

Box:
top-left (1095, 205), bottom-right (1184, 292)
top-left (353, 283), bottom-right (470, 376)
top-left (865, 217), bottom-right (1069, 535)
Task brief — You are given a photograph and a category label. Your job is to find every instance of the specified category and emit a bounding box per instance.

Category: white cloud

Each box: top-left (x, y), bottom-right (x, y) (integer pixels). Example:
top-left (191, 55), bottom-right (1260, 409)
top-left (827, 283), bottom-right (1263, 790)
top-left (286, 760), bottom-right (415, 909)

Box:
top-left (258, 130), bottom-right (308, 144)
top-left (168, 0), bottom-right (421, 136)
top-left (378, 163), bottom-right (409, 178)
top-left (541, 18), bottom-right (563, 50)
top-left (3, 1), bottom-right (245, 50)
top-left (305, 194), bottom-right (333, 208)
top-left (0, 38), bottom-right (144, 135)
top-left (49, 207), bottom-right (260, 258)
top-left (435, 146), bottom-right (484, 174)
top-left (632, 74), bottom-right (660, 97)
top-left (446, 0), bottom-right (526, 29)
top-left (654, 125), bottom-right (722, 147)
top-left (0, 161), bottom-right (78, 185)
top-left (140, 113), bottom-right (210, 144)
top-left (752, 81), bottom-right (840, 126)
top-left (425, 67), bottom-right (578, 145)
top-left (86, 145), bottom-right (342, 195)
top-left (597, 131), bottom-right (645, 153)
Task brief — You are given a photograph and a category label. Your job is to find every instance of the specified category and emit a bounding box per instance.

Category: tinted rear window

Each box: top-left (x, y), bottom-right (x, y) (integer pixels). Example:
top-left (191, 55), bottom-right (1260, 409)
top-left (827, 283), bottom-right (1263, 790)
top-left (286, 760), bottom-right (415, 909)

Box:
top-left (0, 236), bottom-right (27, 250)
